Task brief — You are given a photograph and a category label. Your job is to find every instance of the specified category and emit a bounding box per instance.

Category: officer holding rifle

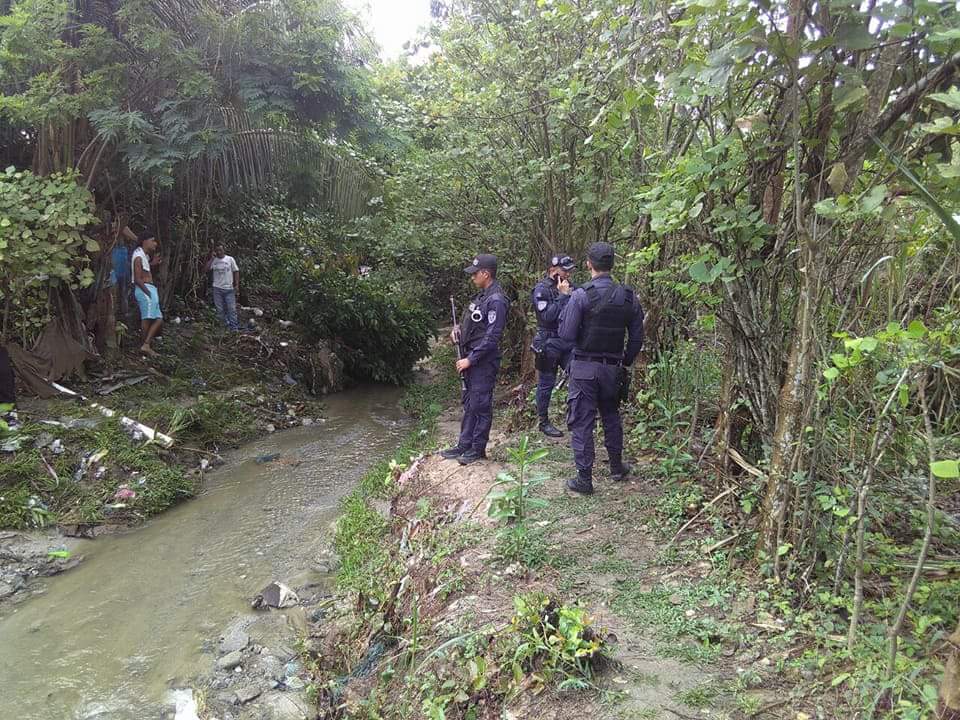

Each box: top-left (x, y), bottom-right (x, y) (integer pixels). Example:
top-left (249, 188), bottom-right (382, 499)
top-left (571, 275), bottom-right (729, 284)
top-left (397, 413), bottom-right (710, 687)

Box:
top-left (442, 254), bottom-right (510, 466)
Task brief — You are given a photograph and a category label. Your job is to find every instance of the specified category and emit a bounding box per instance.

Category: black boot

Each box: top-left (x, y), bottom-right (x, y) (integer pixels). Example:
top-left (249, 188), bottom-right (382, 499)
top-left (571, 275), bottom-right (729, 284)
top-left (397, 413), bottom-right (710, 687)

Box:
top-left (458, 449), bottom-right (484, 465)
top-left (610, 460), bottom-right (633, 482)
top-left (566, 471), bottom-right (594, 495)
top-left (440, 446), bottom-right (464, 459)
top-left (539, 418), bottom-right (564, 438)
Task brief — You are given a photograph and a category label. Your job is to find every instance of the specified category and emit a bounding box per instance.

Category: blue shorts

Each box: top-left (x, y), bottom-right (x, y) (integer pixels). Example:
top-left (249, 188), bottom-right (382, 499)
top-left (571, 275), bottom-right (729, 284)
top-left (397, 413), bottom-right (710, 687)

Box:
top-left (135, 284), bottom-right (162, 320)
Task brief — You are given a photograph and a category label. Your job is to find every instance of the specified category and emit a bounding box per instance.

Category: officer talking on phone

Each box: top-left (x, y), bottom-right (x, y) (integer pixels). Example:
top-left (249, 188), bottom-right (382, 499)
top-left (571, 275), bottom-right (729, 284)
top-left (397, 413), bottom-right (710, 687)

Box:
top-left (558, 242), bottom-right (644, 495)
top-left (531, 254), bottom-right (576, 437)
top-left (441, 254), bottom-right (510, 466)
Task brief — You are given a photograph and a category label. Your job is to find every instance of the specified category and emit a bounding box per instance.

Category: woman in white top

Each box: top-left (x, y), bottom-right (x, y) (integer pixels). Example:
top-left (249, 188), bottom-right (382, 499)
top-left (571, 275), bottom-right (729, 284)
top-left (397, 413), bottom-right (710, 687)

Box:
top-left (132, 230), bottom-right (164, 356)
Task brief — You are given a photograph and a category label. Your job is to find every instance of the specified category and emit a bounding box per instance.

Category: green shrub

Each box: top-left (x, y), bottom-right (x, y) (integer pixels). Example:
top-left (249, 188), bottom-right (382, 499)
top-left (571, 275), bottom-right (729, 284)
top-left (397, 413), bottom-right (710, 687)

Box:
top-left (0, 168), bottom-right (98, 343)
top-left (279, 262), bottom-right (434, 384)
top-left (503, 592), bottom-right (610, 691)
top-left (207, 201), bottom-right (436, 384)
top-left (137, 396), bottom-right (256, 449)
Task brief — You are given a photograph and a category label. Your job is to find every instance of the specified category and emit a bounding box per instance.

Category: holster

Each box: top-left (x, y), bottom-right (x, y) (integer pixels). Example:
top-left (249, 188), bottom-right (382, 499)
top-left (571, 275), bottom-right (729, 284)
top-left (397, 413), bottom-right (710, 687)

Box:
top-left (617, 367), bottom-right (631, 404)
top-left (532, 343), bottom-right (557, 373)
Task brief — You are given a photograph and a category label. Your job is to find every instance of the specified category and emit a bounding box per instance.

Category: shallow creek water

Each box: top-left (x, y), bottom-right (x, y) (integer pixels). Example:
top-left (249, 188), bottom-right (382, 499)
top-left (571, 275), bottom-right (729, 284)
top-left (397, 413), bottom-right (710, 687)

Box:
top-left (0, 385), bottom-right (408, 719)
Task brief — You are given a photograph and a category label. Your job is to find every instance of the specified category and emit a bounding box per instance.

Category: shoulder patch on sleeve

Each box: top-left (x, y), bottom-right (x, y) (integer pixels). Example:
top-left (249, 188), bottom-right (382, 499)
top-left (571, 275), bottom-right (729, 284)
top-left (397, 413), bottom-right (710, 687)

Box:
top-left (487, 309), bottom-right (497, 324)
top-left (536, 300), bottom-right (548, 312)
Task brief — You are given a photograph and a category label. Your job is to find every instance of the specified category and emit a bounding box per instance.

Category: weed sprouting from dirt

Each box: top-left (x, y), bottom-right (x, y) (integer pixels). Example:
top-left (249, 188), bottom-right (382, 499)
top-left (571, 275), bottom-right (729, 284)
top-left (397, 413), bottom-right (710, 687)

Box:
top-left (675, 681), bottom-right (720, 708)
top-left (505, 591), bottom-right (613, 688)
top-left (487, 436), bottom-right (549, 525)
top-left (377, 592), bottom-right (614, 719)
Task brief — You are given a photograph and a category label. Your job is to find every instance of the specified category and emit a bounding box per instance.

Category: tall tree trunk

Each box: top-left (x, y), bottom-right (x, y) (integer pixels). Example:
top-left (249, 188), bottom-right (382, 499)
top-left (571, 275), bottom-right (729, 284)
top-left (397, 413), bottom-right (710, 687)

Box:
top-left (756, 0), bottom-right (813, 570)
top-left (757, 227), bottom-right (820, 570)
top-left (534, 89), bottom-right (558, 248)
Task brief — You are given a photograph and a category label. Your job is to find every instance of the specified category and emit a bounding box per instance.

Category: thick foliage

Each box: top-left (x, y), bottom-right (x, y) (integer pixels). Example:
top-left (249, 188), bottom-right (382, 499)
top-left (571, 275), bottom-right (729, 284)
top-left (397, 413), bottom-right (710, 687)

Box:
top-left (209, 200), bottom-right (435, 384)
top-left (0, 168), bottom-right (98, 342)
top-left (363, 0), bottom-right (960, 712)
top-left (0, 0), bottom-right (380, 312)
top-left (0, 0), bottom-right (375, 180)
top-left (279, 263), bottom-right (433, 385)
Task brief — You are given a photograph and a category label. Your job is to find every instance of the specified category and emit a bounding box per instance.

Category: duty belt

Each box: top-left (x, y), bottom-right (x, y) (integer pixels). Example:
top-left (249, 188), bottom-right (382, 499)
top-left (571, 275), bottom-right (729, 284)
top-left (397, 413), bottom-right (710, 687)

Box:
top-left (573, 353), bottom-right (622, 366)
top-left (536, 328), bottom-right (559, 338)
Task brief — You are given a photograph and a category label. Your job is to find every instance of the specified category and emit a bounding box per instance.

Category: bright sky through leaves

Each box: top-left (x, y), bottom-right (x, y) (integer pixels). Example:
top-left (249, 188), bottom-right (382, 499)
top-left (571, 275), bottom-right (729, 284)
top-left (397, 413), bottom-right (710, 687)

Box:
top-left (349, 0), bottom-right (432, 58)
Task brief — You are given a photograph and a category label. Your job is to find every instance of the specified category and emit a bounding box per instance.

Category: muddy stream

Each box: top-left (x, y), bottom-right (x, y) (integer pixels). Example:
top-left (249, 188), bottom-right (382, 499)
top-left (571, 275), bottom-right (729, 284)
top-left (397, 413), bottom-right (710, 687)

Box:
top-left (0, 385), bottom-right (408, 719)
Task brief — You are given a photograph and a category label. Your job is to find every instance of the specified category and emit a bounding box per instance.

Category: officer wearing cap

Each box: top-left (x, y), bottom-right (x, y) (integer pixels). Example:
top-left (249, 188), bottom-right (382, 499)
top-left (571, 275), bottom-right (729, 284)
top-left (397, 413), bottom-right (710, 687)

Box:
top-left (531, 254), bottom-right (576, 437)
top-left (441, 254), bottom-right (510, 466)
top-left (558, 242), bottom-right (644, 494)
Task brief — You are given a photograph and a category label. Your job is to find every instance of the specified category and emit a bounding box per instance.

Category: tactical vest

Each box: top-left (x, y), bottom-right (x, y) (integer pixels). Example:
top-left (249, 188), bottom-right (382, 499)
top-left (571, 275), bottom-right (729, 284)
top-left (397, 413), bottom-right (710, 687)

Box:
top-left (575, 281), bottom-right (635, 355)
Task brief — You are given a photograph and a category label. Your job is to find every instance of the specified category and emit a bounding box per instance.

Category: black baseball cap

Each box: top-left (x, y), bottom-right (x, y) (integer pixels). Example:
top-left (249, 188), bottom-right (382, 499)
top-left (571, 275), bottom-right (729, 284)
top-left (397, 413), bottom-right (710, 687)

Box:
top-left (550, 254), bottom-right (576, 271)
top-left (587, 242), bottom-right (615, 269)
top-left (464, 254), bottom-right (498, 274)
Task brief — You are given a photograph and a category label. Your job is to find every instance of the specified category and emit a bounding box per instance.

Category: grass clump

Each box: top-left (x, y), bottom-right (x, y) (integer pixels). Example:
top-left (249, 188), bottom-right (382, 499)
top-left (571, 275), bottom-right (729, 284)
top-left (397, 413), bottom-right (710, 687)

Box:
top-left (609, 580), bottom-right (737, 663)
top-left (333, 490), bottom-right (397, 602)
top-left (0, 418), bottom-right (196, 528)
top-left (675, 682), bottom-right (720, 708)
top-left (93, 421), bottom-right (196, 516)
top-left (136, 395), bottom-right (256, 450)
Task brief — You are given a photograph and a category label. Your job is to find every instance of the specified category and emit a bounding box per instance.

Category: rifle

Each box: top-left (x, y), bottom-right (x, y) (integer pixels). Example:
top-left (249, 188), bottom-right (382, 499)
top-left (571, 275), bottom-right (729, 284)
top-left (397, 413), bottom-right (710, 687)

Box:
top-left (555, 366), bottom-right (568, 390)
top-left (450, 297), bottom-right (467, 392)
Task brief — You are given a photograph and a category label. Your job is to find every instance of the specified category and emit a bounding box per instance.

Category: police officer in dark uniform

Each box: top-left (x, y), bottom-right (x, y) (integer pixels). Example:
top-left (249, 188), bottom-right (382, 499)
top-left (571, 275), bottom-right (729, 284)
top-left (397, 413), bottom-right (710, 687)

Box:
top-left (441, 254), bottom-right (511, 466)
top-left (558, 242), bottom-right (644, 494)
top-left (531, 254), bottom-right (576, 437)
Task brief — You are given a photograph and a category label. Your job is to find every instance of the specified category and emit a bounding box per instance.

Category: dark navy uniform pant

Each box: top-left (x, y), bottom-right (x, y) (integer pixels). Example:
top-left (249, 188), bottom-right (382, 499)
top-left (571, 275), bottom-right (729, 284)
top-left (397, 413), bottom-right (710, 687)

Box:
top-left (535, 337), bottom-right (572, 418)
top-left (457, 359), bottom-right (500, 454)
top-left (566, 359), bottom-right (623, 476)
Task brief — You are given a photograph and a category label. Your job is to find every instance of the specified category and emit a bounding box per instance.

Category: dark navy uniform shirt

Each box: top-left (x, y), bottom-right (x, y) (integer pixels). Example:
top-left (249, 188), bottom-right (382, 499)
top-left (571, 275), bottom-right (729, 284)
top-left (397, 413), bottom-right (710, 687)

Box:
top-left (461, 280), bottom-right (510, 366)
top-left (531, 275), bottom-right (571, 335)
top-left (558, 274), bottom-right (644, 365)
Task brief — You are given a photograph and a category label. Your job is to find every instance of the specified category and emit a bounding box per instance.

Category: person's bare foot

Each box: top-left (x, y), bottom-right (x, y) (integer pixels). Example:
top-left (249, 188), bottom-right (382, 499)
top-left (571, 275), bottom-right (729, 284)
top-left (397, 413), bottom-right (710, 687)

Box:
top-left (140, 345), bottom-right (158, 357)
